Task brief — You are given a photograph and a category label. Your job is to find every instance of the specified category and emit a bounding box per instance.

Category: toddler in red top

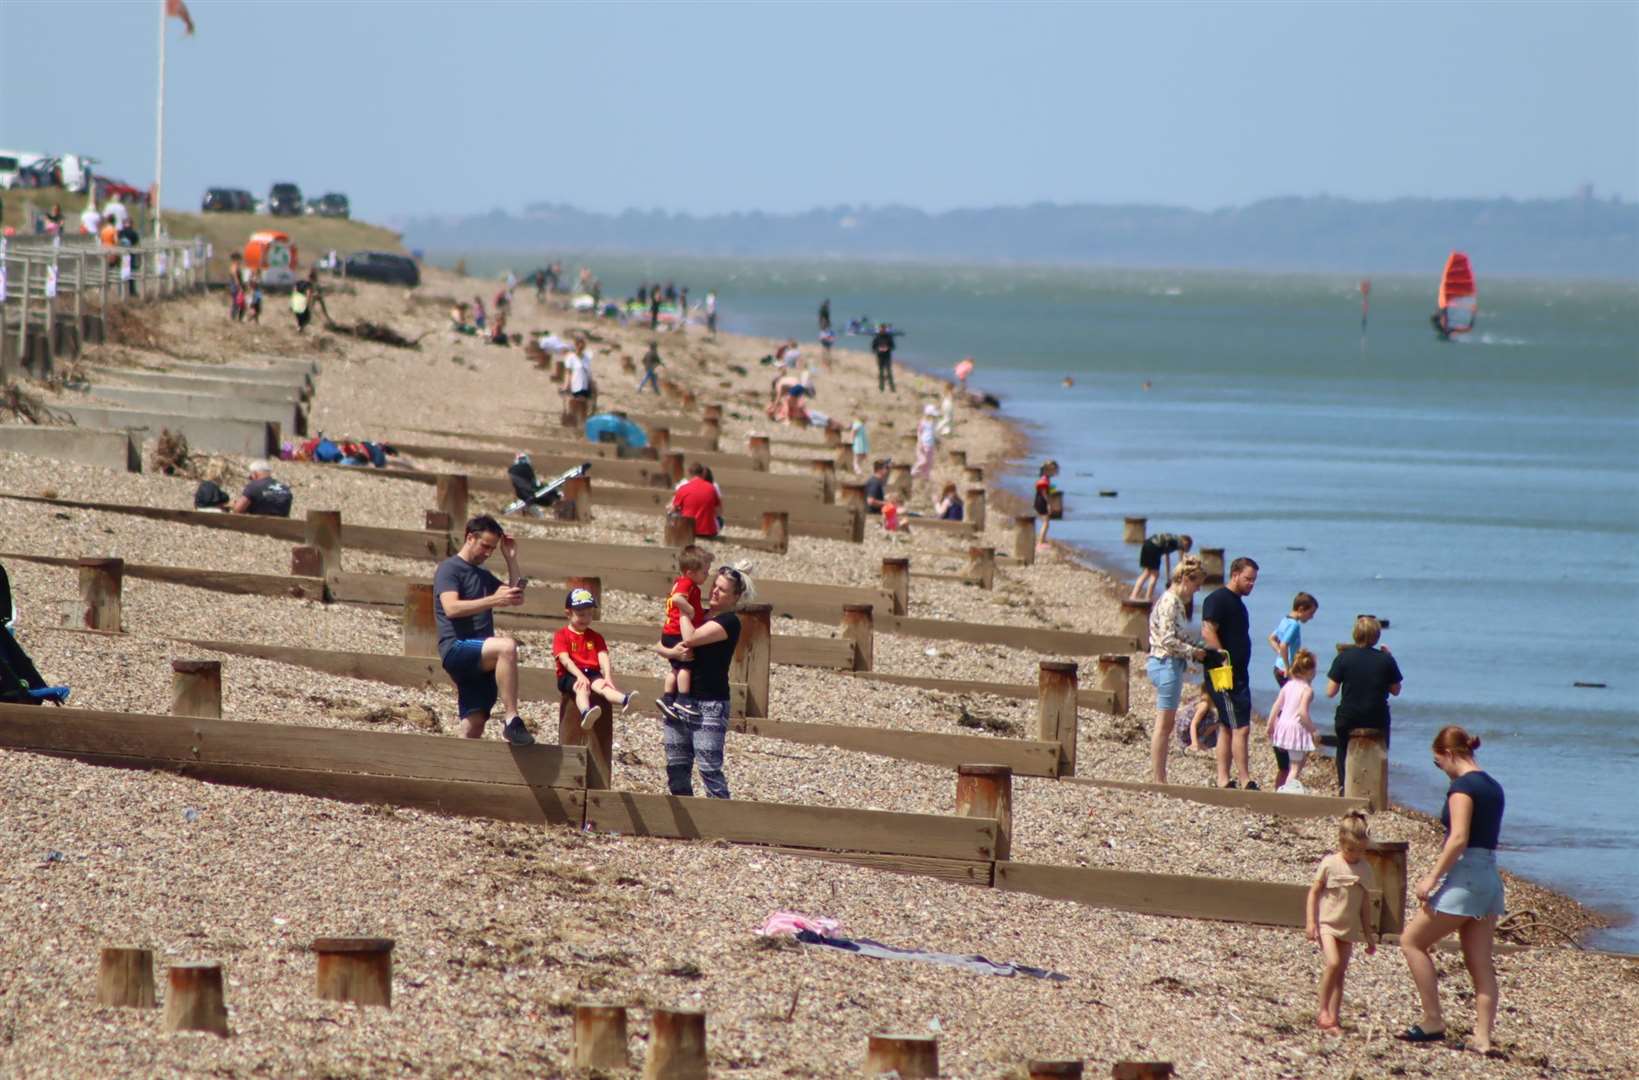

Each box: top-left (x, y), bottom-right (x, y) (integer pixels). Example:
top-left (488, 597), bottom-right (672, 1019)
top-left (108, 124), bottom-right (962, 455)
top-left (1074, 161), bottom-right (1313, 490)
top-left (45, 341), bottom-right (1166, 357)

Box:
top-left (553, 587), bottom-right (638, 730)
top-left (658, 544), bottom-right (712, 721)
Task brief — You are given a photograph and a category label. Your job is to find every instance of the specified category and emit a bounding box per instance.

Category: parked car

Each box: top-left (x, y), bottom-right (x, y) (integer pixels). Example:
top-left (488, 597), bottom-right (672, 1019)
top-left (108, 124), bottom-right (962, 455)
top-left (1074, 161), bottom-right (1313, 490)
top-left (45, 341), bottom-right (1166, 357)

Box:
top-left (310, 192), bottom-right (350, 219)
top-left (202, 187), bottom-right (242, 212)
top-left (268, 182), bottom-right (303, 216)
top-left (0, 150), bottom-right (45, 189)
top-left (94, 176), bottom-right (149, 206)
top-left (344, 251), bottom-right (420, 287)
top-left (232, 189), bottom-right (256, 212)
top-left (16, 157), bottom-right (61, 188)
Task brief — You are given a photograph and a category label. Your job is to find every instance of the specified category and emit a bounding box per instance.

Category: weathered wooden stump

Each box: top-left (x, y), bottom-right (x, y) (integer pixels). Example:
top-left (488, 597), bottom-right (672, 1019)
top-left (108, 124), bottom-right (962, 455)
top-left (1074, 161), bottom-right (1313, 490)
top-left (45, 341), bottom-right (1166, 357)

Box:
top-left (424, 509), bottom-right (452, 533)
top-left (76, 557), bottom-right (122, 632)
top-left (839, 480), bottom-right (867, 515)
top-left (305, 510), bottom-right (343, 577)
top-left (1038, 661), bottom-right (1080, 777)
top-left (888, 463), bottom-right (912, 500)
top-left (809, 458), bottom-right (837, 503)
top-left (866, 1033), bottom-right (938, 1077)
top-left (97, 946), bottom-right (156, 1008)
top-left (1119, 598), bottom-right (1151, 649)
top-left (1122, 517), bottom-right (1147, 544)
top-left (574, 1003), bottom-right (630, 1070)
top-left (747, 434), bottom-right (771, 470)
top-left (170, 659), bottom-right (222, 719)
top-left (1028, 1061), bottom-right (1084, 1079)
top-left (880, 558), bottom-right (910, 616)
top-left (700, 417), bottom-right (721, 447)
top-left (403, 584), bottom-right (437, 657)
top-left (559, 694), bottom-right (613, 789)
top-left (956, 764), bottom-right (1013, 860)
top-left (643, 1007), bottom-right (707, 1080)
top-left (1014, 515), bottom-right (1037, 565)
top-left (1096, 654), bottom-right (1130, 716)
top-left (1364, 840), bottom-right (1410, 935)
top-left (663, 450), bottom-right (686, 487)
top-left (1200, 547), bottom-right (1225, 586)
top-left (761, 511), bottom-right (789, 554)
top-left (664, 513), bottom-right (696, 548)
top-left (841, 604), bottom-right (874, 672)
top-left (561, 475), bottom-right (593, 522)
top-left (824, 425), bottom-right (841, 448)
top-left (730, 603), bottom-right (772, 718)
top-left (948, 447), bottom-right (967, 468)
top-left (313, 937), bottom-right (394, 1007)
top-left (163, 962), bottom-right (230, 1036)
top-left (1345, 729), bottom-right (1389, 812)
top-left (652, 427), bottom-right (673, 455)
top-left (290, 544), bottom-right (324, 579)
top-left (435, 473), bottom-right (469, 523)
top-left (963, 465), bottom-right (984, 486)
top-left (1112, 1064), bottom-right (1174, 1080)
top-left (966, 486), bottom-right (987, 531)
top-left (966, 546), bottom-right (996, 590)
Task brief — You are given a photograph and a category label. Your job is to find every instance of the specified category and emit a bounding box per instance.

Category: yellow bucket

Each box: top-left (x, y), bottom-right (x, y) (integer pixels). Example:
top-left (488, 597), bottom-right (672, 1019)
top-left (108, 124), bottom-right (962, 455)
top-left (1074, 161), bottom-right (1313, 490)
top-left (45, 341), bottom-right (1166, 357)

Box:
top-left (1208, 658), bottom-right (1234, 692)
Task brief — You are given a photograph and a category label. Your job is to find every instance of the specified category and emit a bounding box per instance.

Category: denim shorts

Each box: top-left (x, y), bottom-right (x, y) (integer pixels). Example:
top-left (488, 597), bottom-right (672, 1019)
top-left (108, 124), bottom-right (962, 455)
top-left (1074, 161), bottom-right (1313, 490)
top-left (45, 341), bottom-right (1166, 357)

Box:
top-left (441, 639), bottom-right (497, 719)
top-left (1146, 656), bottom-right (1188, 710)
top-left (1430, 847), bottom-right (1506, 919)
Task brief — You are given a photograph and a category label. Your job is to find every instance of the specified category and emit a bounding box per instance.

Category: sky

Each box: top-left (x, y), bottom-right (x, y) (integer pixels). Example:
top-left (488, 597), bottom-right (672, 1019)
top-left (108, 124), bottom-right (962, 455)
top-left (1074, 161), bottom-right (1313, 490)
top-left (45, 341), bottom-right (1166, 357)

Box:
top-left (2, 1), bottom-right (1635, 220)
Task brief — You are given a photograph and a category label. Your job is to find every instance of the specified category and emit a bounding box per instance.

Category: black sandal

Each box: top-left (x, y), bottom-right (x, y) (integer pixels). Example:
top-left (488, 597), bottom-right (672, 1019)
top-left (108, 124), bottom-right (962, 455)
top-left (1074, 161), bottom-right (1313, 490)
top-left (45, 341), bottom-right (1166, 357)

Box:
top-left (1397, 1025), bottom-right (1446, 1043)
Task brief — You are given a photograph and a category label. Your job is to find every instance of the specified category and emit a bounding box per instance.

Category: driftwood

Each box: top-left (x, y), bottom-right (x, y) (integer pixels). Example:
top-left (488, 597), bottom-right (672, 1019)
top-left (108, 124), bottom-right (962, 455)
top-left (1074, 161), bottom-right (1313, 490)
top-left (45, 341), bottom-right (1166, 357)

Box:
top-left (324, 318), bottom-right (428, 349)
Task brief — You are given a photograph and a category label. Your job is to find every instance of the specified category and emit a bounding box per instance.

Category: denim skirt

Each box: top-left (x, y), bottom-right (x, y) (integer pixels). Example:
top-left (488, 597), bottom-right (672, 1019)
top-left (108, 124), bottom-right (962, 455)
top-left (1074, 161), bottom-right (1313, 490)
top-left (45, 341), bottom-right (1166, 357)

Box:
top-left (1430, 847), bottom-right (1506, 919)
top-left (1145, 656), bottom-right (1188, 710)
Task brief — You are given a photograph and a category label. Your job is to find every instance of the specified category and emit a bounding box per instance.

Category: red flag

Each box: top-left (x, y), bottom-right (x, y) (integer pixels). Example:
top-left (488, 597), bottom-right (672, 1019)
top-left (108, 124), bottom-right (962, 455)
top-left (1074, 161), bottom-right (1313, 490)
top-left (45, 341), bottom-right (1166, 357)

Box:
top-left (165, 0), bottom-right (195, 34)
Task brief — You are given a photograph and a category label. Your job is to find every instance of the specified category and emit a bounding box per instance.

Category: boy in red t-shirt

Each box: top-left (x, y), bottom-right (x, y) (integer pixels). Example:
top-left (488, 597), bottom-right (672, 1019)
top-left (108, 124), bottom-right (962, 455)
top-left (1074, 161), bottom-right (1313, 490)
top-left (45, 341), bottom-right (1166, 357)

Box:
top-left (552, 587), bottom-right (638, 730)
top-left (658, 544), bottom-right (712, 721)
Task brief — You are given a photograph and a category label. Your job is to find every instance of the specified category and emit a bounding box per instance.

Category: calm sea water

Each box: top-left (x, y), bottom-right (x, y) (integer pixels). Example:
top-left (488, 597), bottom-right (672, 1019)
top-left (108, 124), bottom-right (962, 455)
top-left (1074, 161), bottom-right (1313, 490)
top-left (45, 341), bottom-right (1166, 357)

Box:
top-left (449, 252), bottom-right (1639, 951)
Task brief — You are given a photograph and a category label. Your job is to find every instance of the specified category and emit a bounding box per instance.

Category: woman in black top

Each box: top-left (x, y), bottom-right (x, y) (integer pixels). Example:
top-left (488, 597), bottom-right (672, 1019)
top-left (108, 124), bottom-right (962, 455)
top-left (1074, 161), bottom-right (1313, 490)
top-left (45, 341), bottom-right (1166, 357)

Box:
top-left (1397, 725), bottom-right (1506, 1052)
top-left (655, 566), bottom-right (750, 799)
top-left (1325, 615), bottom-right (1403, 787)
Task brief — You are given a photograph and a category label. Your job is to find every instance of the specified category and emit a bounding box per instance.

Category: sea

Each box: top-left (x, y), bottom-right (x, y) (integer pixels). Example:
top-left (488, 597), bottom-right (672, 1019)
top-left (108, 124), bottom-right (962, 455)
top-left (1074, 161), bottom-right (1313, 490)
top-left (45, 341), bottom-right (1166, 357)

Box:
top-left (446, 252), bottom-right (1639, 952)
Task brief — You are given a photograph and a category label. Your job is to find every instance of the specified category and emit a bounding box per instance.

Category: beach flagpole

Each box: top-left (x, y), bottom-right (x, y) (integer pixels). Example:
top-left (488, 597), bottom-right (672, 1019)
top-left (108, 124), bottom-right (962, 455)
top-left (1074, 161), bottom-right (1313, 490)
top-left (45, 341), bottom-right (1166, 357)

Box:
top-left (154, 0), bottom-right (166, 237)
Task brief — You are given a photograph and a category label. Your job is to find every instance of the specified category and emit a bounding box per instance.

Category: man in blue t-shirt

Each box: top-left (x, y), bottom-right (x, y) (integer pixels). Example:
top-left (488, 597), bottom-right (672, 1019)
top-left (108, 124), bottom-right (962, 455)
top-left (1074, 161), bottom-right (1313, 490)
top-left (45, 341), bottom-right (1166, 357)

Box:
top-left (433, 514), bottom-right (533, 745)
top-left (1203, 556), bottom-right (1259, 790)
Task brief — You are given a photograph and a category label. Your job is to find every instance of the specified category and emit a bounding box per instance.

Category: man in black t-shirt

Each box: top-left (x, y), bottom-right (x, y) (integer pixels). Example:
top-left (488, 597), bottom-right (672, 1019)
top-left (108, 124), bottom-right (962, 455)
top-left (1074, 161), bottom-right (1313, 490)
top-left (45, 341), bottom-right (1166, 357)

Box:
top-left (433, 514), bottom-right (533, 745)
top-left (228, 461), bottom-right (293, 517)
top-left (871, 325), bottom-right (896, 392)
top-left (861, 459), bottom-right (890, 514)
top-left (1203, 556), bottom-right (1259, 789)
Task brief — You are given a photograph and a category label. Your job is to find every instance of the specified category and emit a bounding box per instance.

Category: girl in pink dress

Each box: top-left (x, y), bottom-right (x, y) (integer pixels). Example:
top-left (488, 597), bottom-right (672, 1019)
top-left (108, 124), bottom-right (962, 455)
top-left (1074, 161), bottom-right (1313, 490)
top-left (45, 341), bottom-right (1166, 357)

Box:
top-left (1266, 648), bottom-right (1318, 792)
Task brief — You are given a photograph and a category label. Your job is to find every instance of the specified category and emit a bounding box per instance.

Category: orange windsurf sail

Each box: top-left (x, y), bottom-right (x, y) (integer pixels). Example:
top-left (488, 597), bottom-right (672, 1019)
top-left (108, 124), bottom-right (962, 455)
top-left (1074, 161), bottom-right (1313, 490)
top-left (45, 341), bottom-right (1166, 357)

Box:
top-left (1436, 252), bottom-right (1477, 334)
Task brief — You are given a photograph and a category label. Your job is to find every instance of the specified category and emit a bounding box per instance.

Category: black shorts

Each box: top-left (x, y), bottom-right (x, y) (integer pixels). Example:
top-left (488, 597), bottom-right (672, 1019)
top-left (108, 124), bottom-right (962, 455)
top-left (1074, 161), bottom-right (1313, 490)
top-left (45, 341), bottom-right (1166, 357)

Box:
top-left (571, 389), bottom-right (592, 399)
top-left (557, 670), bottom-right (601, 694)
top-left (1272, 746), bottom-right (1291, 770)
top-left (1139, 540), bottom-right (1164, 571)
top-left (661, 632), bottom-right (691, 672)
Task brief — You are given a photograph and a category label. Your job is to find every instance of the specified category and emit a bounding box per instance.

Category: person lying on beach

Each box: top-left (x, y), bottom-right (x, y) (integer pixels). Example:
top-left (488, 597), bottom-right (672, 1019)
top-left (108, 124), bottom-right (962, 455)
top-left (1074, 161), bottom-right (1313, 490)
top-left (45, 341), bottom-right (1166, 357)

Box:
top-left (1307, 811), bottom-right (1378, 1034)
top-left (553, 588), bottom-right (639, 731)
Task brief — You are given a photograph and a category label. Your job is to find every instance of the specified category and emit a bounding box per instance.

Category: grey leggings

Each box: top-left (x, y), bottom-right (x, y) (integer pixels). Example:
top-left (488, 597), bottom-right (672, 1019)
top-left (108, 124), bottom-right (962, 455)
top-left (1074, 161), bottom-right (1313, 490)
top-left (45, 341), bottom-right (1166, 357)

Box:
top-left (663, 698), bottom-right (730, 799)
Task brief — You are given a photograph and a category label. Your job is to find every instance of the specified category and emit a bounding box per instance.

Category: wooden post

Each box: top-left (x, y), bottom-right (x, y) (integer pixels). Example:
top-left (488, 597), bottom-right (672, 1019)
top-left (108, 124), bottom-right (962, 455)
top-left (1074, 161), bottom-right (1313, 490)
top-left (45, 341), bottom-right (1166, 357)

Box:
top-left (566, 575), bottom-right (603, 609)
top-left (76, 557), bottom-right (122, 632)
top-left (312, 937), bottom-right (394, 1008)
top-left (664, 513), bottom-right (696, 548)
top-left (663, 450), bottom-right (686, 486)
top-left (824, 425), bottom-right (841, 448)
top-left (839, 480), bottom-right (867, 515)
top-left (1200, 547), bottom-right (1225, 586)
top-left (732, 603), bottom-right (772, 718)
top-left (966, 487), bottom-right (987, 531)
top-left (291, 545), bottom-right (324, 579)
top-left (97, 947), bottom-right (157, 1008)
top-left (1364, 840), bottom-right (1410, 936)
top-left (305, 510), bottom-right (343, 577)
top-left (966, 546), bottom-right (996, 590)
top-left (436, 474), bottom-right (469, 523)
top-left (163, 962), bottom-right (230, 1036)
top-left (1119, 598), bottom-right (1151, 650)
top-left (561, 475), bottom-right (593, 522)
top-left (866, 1034), bottom-right (938, 1078)
top-left (955, 764), bottom-right (1013, 860)
top-left (651, 427), bottom-right (672, 455)
top-left (761, 511), bottom-right (789, 554)
top-left (403, 584), bottom-right (437, 657)
top-left (1096, 654), bottom-right (1130, 716)
top-left (680, 387), bottom-right (697, 410)
top-left (963, 465), bottom-right (984, 486)
top-left (574, 1004), bottom-right (630, 1070)
top-left (643, 1008), bottom-right (707, 1080)
top-left (1122, 516), bottom-right (1147, 544)
top-left (1345, 729), bottom-right (1389, 812)
top-left (840, 604), bottom-right (874, 672)
top-left (1047, 490), bottom-right (1064, 520)
top-left (849, 507), bottom-right (865, 544)
top-left (948, 448), bottom-right (967, 468)
top-left (880, 558), bottom-right (909, 616)
top-left (170, 660), bottom-right (223, 719)
top-left (1112, 1065), bottom-right (1174, 1080)
top-left (747, 433), bottom-right (771, 470)
top-left (888, 463), bottom-right (912, 500)
top-left (620, 353), bottom-right (637, 374)
top-left (702, 403), bottom-right (722, 424)
top-left (809, 458), bottom-right (837, 503)
top-left (1014, 516), bottom-right (1037, 565)
top-left (1028, 1062), bottom-right (1084, 1079)
top-left (424, 510), bottom-right (452, 533)
top-left (700, 416), bottom-right (721, 446)
top-left (1038, 661), bottom-right (1080, 777)
top-left (559, 695), bottom-right (613, 789)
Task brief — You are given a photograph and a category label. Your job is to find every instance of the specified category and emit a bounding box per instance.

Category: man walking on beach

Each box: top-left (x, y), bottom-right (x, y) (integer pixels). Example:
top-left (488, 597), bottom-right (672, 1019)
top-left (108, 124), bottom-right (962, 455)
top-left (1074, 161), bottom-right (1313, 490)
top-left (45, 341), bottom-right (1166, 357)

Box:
top-left (433, 514), bottom-right (535, 746)
top-left (1203, 556), bottom-right (1259, 789)
top-left (871, 323), bottom-right (897, 392)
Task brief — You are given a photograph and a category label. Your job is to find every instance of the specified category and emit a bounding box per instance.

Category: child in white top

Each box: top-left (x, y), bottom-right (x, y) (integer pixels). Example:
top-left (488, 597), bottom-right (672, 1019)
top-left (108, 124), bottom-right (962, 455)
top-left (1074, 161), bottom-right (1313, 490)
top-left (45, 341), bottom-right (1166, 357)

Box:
top-left (1267, 647), bottom-right (1318, 793)
top-left (1306, 811), bottom-right (1378, 1034)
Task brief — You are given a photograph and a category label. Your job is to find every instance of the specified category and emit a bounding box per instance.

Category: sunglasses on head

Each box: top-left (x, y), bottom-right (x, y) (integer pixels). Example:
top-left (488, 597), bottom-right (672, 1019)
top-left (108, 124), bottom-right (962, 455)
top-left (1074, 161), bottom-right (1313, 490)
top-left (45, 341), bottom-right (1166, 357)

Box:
top-left (717, 566), bottom-right (744, 585)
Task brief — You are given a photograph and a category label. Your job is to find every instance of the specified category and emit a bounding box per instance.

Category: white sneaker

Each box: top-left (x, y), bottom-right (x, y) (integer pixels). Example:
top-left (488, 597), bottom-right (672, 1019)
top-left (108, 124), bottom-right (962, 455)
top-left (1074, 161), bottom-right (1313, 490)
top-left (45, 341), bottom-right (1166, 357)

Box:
top-left (1279, 780), bottom-right (1307, 795)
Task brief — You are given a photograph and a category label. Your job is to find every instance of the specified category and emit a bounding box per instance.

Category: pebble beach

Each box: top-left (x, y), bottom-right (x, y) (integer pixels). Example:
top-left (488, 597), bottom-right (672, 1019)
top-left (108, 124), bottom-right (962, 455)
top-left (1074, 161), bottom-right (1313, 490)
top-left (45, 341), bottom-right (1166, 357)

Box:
top-left (1, 267), bottom-right (1635, 1078)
